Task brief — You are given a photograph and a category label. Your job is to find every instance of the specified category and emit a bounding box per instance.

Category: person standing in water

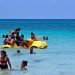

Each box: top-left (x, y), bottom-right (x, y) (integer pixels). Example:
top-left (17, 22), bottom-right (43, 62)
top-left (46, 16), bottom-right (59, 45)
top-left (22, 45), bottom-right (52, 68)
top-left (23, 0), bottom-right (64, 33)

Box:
top-left (0, 50), bottom-right (12, 70)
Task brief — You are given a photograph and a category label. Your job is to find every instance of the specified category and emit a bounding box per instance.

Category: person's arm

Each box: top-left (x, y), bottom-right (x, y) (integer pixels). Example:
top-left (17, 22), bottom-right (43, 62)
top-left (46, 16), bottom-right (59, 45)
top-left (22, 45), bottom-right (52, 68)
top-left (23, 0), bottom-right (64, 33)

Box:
top-left (7, 57), bottom-right (12, 69)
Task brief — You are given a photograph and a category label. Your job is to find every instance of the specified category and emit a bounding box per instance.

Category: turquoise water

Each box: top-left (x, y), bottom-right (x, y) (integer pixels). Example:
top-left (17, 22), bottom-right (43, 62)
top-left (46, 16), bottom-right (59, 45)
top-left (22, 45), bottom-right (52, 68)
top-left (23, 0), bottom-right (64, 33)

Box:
top-left (0, 19), bottom-right (75, 75)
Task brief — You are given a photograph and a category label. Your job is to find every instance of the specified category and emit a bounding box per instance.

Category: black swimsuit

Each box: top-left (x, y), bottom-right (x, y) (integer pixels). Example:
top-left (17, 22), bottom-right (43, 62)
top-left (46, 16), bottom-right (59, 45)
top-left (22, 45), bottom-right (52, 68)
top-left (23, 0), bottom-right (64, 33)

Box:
top-left (0, 64), bottom-right (8, 69)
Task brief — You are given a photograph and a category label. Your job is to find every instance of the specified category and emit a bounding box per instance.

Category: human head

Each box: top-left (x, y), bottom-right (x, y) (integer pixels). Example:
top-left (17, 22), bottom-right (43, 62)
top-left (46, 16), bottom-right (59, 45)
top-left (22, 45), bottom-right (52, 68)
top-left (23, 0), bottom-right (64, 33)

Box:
top-left (2, 35), bottom-right (5, 38)
top-left (21, 61), bottom-right (28, 69)
top-left (15, 28), bottom-right (20, 32)
top-left (31, 32), bottom-right (35, 36)
top-left (5, 35), bottom-right (9, 38)
top-left (1, 50), bottom-right (7, 57)
top-left (21, 34), bottom-right (24, 38)
top-left (43, 36), bottom-right (45, 40)
top-left (17, 50), bottom-right (20, 53)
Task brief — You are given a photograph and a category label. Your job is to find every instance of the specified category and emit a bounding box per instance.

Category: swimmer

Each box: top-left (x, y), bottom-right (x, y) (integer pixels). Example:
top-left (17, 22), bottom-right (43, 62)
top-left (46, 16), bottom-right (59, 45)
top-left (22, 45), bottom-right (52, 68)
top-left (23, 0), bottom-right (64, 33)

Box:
top-left (21, 61), bottom-right (28, 70)
top-left (21, 34), bottom-right (24, 39)
top-left (43, 36), bottom-right (48, 40)
top-left (17, 50), bottom-right (20, 54)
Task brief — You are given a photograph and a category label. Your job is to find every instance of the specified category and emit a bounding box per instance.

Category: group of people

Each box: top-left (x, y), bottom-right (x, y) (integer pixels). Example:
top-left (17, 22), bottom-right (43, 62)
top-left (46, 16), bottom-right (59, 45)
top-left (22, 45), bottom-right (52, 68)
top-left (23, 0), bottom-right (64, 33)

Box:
top-left (0, 50), bottom-right (28, 70)
top-left (2, 28), bottom-right (47, 48)
top-left (2, 28), bottom-right (48, 54)
top-left (3, 28), bottom-right (29, 48)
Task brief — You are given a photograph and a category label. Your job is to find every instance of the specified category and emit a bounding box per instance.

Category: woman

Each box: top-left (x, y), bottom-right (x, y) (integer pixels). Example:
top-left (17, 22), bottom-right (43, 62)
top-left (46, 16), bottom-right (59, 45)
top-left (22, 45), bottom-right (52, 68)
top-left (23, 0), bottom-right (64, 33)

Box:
top-left (0, 50), bottom-right (12, 70)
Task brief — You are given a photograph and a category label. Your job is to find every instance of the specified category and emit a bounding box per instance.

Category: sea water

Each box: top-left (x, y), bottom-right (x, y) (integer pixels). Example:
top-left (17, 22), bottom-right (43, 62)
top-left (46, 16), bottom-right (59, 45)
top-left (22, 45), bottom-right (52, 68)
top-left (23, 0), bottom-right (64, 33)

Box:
top-left (0, 19), bottom-right (75, 75)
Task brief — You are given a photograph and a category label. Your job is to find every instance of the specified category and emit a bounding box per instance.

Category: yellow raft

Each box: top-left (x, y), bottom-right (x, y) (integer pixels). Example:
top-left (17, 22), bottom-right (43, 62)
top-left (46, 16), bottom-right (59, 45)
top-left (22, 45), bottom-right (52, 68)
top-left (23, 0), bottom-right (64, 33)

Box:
top-left (30, 41), bottom-right (47, 48)
top-left (0, 40), bottom-right (48, 49)
top-left (0, 45), bottom-right (11, 48)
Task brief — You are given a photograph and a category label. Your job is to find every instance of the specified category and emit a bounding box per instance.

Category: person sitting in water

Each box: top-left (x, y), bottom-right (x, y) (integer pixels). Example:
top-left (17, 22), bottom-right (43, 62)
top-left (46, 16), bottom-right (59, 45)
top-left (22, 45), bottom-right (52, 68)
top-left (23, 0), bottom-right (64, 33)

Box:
top-left (17, 50), bottom-right (21, 54)
top-left (21, 60), bottom-right (28, 70)
top-left (9, 28), bottom-right (21, 37)
top-left (0, 50), bottom-right (12, 70)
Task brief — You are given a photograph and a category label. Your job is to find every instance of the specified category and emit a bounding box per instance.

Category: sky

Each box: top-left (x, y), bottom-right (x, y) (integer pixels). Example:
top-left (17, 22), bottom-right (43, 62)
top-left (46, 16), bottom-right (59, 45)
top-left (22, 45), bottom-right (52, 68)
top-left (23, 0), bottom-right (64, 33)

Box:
top-left (0, 0), bottom-right (75, 19)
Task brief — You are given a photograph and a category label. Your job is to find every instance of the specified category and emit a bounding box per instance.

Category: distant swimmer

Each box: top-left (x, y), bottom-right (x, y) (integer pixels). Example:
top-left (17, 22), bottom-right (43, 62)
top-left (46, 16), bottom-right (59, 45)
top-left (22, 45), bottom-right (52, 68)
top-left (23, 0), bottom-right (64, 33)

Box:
top-left (31, 32), bottom-right (41, 41)
top-left (21, 60), bottom-right (28, 70)
top-left (17, 50), bottom-right (21, 54)
top-left (2, 35), bottom-right (6, 38)
top-left (0, 50), bottom-right (12, 70)
top-left (43, 36), bottom-right (48, 40)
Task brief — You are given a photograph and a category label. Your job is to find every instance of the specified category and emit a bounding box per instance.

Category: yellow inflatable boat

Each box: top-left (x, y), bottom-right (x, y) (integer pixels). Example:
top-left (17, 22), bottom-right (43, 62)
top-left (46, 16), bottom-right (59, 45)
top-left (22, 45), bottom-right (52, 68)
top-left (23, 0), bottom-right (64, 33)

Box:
top-left (21, 39), bottom-right (48, 49)
top-left (30, 41), bottom-right (47, 48)
top-left (0, 45), bottom-right (12, 48)
top-left (0, 40), bottom-right (48, 49)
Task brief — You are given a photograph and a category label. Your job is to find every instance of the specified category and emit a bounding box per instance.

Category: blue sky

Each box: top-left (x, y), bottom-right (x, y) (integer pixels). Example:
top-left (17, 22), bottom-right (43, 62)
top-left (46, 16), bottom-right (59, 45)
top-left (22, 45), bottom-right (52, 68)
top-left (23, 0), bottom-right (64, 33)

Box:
top-left (0, 0), bottom-right (75, 19)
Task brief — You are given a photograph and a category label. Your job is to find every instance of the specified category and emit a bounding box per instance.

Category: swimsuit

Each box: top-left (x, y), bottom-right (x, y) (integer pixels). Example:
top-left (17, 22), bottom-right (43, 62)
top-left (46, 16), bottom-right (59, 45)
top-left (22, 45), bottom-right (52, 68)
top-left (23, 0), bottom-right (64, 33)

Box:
top-left (0, 57), bottom-right (8, 69)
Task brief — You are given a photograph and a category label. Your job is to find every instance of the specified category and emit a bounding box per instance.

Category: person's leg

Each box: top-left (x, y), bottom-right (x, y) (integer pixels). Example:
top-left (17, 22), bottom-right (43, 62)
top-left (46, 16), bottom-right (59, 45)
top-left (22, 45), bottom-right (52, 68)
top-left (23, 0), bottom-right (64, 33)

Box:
top-left (30, 47), bottom-right (33, 54)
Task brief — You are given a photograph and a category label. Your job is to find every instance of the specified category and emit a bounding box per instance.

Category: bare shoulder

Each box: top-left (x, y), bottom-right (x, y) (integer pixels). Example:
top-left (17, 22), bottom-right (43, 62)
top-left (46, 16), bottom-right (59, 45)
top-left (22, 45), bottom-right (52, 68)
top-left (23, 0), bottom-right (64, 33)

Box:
top-left (6, 56), bottom-right (9, 60)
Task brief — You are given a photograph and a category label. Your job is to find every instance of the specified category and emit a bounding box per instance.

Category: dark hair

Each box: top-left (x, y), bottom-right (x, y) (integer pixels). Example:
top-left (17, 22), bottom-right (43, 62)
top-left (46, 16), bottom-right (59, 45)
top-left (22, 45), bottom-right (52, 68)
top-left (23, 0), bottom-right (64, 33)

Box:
top-left (31, 32), bottom-right (35, 36)
top-left (17, 50), bottom-right (20, 53)
top-left (2, 35), bottom-right (5, 38)
top-left (17, 28), bottom-right (20, 31)
top-left (22, 61), bottom-right (28, 66)
top-left (15, 28), bottom-right (20, 31)
top-left (21, 34), bottom-right (24, 38)
top-left (5, 35), bottom-right (9, 38)
top-left (1, 50), bottom-right (7, 57)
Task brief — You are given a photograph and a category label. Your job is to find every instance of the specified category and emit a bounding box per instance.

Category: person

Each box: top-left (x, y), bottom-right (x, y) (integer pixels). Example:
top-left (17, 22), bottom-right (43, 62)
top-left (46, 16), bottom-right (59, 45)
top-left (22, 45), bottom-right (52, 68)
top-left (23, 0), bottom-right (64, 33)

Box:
top-left (21, 60), bottom-right (28, 70)
top-left (30, 47), bottom-right (36, 54)
top-left (43, 36), bottom-right (45, 40)
top-left (3, 35), bottom-right (10, 45)
top-left (21, 34), bottom-right (24, 39)
top-left (0, 50), bottom-right (12, 70)
top-left (9, 28), bottom-right (21, 37)
top-left (43, 36), bottom-right (48, 40)
top-left (15, 33), bottom-right (24, 46)
top-left (31, 32), bottom-right (41, 41)
top-left (46, 37), bottom-right (48, 40)
top-left (17, 50), bottom-right (21, 54)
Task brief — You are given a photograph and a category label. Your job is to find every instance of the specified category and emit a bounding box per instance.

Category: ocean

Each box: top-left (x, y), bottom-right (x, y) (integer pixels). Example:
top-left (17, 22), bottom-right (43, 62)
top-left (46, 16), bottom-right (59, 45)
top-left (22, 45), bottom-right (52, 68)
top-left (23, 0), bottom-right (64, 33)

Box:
top-left (0, 19), bottom-right (75, 75)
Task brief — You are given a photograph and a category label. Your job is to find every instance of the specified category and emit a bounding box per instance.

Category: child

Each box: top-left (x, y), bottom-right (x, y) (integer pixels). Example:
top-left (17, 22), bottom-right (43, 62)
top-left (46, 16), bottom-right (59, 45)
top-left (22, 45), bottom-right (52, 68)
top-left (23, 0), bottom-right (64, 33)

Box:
top-left (21, 61), bottom-right (28, 70)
